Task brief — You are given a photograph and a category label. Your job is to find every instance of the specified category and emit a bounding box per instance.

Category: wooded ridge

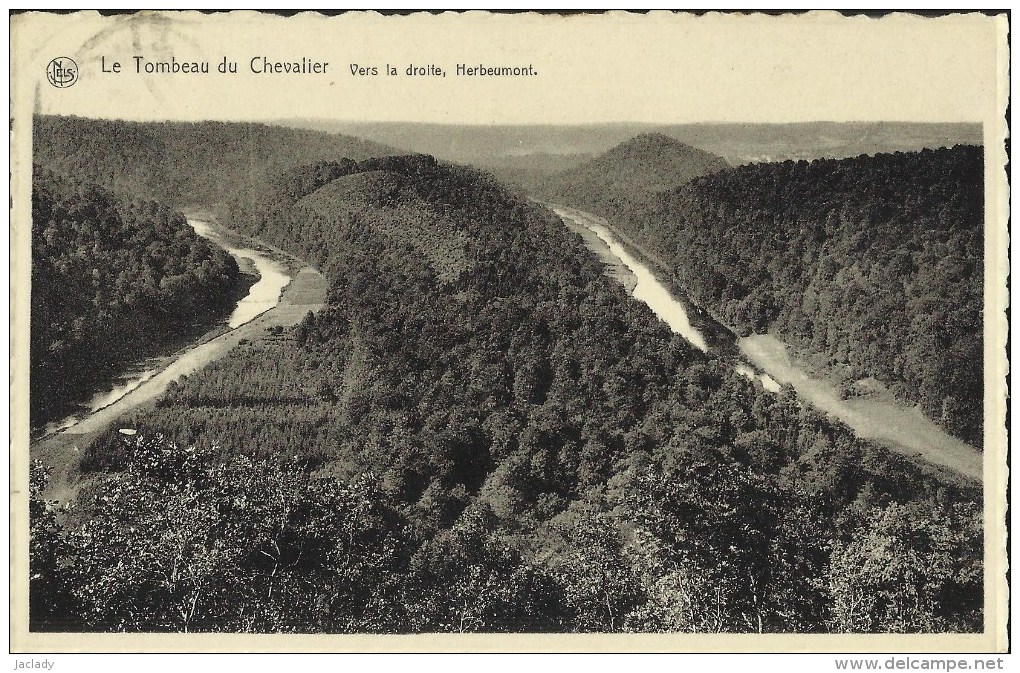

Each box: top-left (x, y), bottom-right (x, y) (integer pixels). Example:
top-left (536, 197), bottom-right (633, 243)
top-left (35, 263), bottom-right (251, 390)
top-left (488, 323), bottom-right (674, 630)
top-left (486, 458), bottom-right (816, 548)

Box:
top-left (31, 146), bottom-right (983, 633)
top-left (549, 139), bottom-right (984, 447)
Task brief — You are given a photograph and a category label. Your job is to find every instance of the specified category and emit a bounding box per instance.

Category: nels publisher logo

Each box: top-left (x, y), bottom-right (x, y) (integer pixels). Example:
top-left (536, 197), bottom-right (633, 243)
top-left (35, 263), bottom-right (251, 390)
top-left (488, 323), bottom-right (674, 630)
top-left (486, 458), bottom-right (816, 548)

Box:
top-left (46, 57), bottom-right (78, 88)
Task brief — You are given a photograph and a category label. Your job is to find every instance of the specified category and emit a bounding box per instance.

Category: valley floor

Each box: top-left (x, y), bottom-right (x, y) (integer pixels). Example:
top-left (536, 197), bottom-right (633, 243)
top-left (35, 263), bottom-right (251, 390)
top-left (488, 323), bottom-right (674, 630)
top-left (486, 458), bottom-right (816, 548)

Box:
top-left (31, 222), bottom-right (327, 502)
top-left (739, 334), bottom-right (983, 484)
top-left (557, 204), bottom-right (983, 486)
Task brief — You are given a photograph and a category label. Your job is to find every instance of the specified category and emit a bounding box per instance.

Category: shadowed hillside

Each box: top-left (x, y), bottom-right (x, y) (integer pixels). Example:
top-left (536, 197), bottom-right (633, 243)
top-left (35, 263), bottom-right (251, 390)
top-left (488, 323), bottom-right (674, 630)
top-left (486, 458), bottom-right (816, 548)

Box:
top-left (577, 146), bottom-right (985, 446)
top-left (30, 167), bottom-right (241, 427)
top-left (33, 115), bottom-right (396, 208)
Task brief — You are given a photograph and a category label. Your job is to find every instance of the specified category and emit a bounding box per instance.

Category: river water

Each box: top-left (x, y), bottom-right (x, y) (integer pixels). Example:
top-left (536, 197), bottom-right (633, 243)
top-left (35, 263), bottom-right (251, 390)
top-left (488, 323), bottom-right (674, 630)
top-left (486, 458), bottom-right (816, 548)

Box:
top-left (552, 204), bottom-right (982, 483)
top-left (37, 219), bottom-right (290, 438)
top-left (553, 205), bottom-right (781, 392)
top-left (189, 220), bottom-right (290, 328)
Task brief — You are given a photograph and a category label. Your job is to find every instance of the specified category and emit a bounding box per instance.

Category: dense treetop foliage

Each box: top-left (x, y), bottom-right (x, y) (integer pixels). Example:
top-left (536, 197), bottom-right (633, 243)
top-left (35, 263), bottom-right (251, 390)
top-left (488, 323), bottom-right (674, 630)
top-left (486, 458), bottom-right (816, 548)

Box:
top-left (552, 145), bottom-right (984, 446)
top-left (33, 115), bottom-right (394, 207)
top-left (30, 167), bottom-right (241, 426)
top-left (33, 155), bottom-right (982, 634)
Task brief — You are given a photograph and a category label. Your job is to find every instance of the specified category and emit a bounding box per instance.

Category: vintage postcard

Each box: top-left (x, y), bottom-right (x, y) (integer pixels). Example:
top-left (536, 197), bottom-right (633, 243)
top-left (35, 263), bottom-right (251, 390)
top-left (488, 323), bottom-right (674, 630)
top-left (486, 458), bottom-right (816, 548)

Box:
top-left (8, 9), bottom-right (1010, 655)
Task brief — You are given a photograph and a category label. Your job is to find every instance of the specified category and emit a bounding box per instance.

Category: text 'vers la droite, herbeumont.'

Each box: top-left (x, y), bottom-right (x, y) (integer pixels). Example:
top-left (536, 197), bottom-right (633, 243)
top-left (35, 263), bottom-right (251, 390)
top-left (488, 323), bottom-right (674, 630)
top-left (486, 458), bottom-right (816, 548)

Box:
top-left (348, 62), bottom-right (538, 77)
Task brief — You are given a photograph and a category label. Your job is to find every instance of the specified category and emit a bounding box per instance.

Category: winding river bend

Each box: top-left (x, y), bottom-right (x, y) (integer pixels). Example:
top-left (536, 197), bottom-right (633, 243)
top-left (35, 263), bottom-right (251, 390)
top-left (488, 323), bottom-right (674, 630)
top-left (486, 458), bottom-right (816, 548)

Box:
top-left (33, 219), bottom-right (326, 499)
top-left (552, 204), bottom-right (982, 484)
top-left (37, 219), bottom-right (290, 439)
top-left (189, 219), bottom-right (291, 329)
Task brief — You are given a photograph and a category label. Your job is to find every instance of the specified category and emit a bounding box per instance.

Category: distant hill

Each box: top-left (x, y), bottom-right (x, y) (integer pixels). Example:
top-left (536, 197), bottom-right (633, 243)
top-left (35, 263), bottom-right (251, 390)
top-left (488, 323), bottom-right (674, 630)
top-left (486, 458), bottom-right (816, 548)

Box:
top-left (655, 121), bottom-right (983, 165)
top-left (32, 115), bottom-right (396, 208)
top-left (540, 133), bottom-right (731, 211)
top-left (281, 119), bottom-right (982, 171)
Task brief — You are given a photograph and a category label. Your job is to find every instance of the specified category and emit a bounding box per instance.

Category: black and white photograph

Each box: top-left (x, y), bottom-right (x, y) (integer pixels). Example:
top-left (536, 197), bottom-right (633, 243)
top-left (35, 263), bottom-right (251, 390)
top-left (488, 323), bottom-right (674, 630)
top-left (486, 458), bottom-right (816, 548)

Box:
top-left (9, 9), bottom-right (1010, 656)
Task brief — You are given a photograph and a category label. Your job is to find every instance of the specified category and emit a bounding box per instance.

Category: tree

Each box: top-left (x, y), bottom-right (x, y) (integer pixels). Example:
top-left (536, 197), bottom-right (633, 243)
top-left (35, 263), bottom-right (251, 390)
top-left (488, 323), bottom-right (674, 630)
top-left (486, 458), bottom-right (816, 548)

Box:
top-left (29, 462), bottom-right (76, 630)
top-left (827, 501), bottom-right (982, 633)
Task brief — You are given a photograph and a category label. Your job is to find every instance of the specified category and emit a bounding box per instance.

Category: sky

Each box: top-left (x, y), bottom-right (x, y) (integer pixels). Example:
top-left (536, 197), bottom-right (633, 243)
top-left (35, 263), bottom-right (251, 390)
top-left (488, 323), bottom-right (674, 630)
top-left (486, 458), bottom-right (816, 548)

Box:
top-left (11, 10), bottom-right (1007, 127)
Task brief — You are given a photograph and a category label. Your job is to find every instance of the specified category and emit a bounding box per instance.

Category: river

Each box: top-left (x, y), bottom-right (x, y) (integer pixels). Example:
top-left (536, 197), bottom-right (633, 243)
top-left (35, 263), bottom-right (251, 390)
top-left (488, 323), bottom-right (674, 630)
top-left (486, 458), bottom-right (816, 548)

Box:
top-left (554, 205), bottom-right (781, 392)
top-left (36, 218), bottom-right (291, 439)
top-left (552, 204), bottom-right (982, 484)
top-left (189, 220), bottom-right (290, 329)
top-left (33, 219), bottom-right (327, 501)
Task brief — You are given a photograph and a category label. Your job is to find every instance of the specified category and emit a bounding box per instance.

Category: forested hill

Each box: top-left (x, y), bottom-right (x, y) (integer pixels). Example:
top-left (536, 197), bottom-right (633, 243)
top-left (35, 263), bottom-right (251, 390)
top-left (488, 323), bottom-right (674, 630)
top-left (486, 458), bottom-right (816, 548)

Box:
top-left (30, 167), bottom-right (241, 427)
top-left (537, 133), bottom-right (731, 209)
top-left (225, 154), bottom-right (535, 282)
top-left (32, 115), bottom-right (395, 207)
top-left (590, 146), bottom-right (985, 446)
top-left (35, 155), bottom-right (982, 634)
